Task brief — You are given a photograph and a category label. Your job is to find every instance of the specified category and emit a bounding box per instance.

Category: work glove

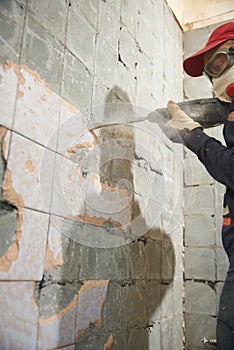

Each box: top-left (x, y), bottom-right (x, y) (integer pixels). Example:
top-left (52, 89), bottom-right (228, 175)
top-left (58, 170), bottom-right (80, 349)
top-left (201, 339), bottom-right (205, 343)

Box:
top-left (166, 100), bottom-right (202, 131)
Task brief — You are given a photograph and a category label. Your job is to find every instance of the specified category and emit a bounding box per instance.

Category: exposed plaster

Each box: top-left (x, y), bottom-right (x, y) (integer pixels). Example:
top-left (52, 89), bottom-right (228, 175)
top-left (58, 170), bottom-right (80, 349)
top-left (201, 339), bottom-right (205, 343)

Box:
top-left (31, 282), bottom-right (39, 310)
top-left (0, 126), bottom-right (24, 272)
top-left (104, 334), bottom-right (115, 350)
top-left (76, 280), bottom-right (109, 340)
top-left (39, 293), bottom-right (79, 324)
top-left (3, 61), bottom-right (81, 118)
top-left (24, 159), bottom-right (36, 173)
top-left (67, 142), bottom-right (94, 152)
top-left (44, 245), bottom-right (64, 272)
top-left (0, 126), bottom-right (7, 160)
top-left (0, 169), bottom-right (23, 272)
top-left (74, 209), bottom-right (122, 228)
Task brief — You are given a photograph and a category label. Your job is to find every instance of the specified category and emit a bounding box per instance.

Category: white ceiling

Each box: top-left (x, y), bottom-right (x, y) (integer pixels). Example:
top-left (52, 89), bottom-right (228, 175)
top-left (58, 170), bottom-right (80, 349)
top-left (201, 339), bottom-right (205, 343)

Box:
top-left (167, 0), bottom-right (234, 31)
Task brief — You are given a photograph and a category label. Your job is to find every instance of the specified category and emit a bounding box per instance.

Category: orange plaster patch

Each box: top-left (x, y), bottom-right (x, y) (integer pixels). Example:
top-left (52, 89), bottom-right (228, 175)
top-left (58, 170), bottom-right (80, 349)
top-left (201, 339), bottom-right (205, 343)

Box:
top-left (17, 90), bottom-right (24, 99)
top-left (3, 62), bottom-right (82, 116)
top-left (101, 182), bottom-right (130, 198)
top-left (89, 130), bottom-right (99, 145)
top-left (31, 283), bottom-right (39, 310)
top-left (59, 97), bottom-right (79, 114)
top-left (39, 293), bottom-right (79, 324)
top-left (76, 329), bottom-right (85, 340)
top-left (2, 61), bottom-right (25, 99)
top-left (76, 280), bottom-right (109, 341)
top-left (0, 168), bottom-right (24, 272)
top-left (73, 210), bottom-right (122, 228)
top-left (44, 245), bottom-right (64, 271)
top-left (0, 242), bottom-right (19, 272)
top-left (104, 334), bottom-right (115, 350)
top-left (67, 142), bottom-right (94, 154)
top-left (3, 168), bottom-right (24, 209)
top-left (0, 126), bottom-right (7, 160)
top-left (79, 280), bottom-right (109, 294)
top-left (4, 61), bottom-right (61, 105)
top-left (0, 129), bottom-right (22, 272)
top-left (25, 159), bottom-right (36, 173)
top-left (40, 94), bottom-right (47, 102)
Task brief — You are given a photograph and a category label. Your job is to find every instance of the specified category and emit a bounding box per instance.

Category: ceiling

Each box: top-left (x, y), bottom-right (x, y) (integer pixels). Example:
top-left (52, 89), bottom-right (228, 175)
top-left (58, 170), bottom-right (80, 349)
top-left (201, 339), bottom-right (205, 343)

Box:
top-left (167, 0), bottom-right (234, 31)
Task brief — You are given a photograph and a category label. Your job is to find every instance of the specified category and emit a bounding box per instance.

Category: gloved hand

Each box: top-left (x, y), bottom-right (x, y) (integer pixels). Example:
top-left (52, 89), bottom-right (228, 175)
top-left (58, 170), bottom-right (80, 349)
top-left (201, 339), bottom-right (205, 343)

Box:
top-left (167, 100), bottom-right (202, 131)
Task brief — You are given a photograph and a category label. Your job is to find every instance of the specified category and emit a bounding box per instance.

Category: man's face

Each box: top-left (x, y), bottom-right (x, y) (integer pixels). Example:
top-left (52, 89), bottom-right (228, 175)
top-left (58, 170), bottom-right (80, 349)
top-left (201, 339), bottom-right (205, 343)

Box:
top-left (203, 39), bottom-right (234, 72)
top-left (204, 40), bottom-right (234, 102)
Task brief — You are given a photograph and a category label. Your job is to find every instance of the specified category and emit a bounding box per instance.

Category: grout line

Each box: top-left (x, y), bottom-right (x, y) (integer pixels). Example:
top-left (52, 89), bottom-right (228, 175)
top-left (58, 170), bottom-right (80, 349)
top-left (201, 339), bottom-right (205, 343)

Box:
top-left (18, 0), bottom-right (28, 65)
top-left (46, 0), bottom-right (71, 221)
top-left (7, 0), bottom-right (28, 161)
top-left (90, 0), bottom-right (100, 115)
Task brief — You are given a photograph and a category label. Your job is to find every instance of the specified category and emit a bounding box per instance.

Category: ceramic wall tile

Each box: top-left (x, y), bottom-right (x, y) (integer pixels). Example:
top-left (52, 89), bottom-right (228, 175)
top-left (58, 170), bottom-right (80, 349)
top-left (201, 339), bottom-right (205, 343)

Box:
top-left (50, 153), bottom-right (86, 218)
top-left (37, 295), bottom-right (78, 350)
top-left (57, 102), bottom-right (93, 156)
top-left (14, 66), bottom-right (60, 150)
top-left (84, 178), bottom-right (132, 228)
top-left (5, 132), bottom-right (55, 212)
top-left (44, 215), bottom-right (64, 272)
top-left (0, 208), bottom-right (49, 280)
top-left (76, 280), bottom-right (109, 341)
top-left (0, 282), bottom-right (39, 349)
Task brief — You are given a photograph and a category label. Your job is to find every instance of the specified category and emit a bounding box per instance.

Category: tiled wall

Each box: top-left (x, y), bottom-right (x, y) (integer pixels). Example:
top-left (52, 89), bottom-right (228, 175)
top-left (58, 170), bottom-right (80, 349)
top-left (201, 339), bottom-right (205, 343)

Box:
top-left (0, 1), bottom-right (184, 349)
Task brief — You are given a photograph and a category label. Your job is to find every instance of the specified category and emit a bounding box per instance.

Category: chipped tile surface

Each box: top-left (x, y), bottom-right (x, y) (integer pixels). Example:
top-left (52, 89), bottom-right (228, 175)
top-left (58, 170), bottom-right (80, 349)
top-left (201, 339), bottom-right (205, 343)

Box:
top-left (0, 0), bottom-right (188, 345)
top-left (14, 65), bottom-right (60, 150)
top-left (1, 127), bottom-right (11, 160)
top-left (44, 215), bottom-right (64, 271)
top-left (76, 280), bottom-right (109, 339)
top-left (0, 62), bottom-right (18, 129)
top-left (84, 179), bottom-right (132, 228)
top-left (57, 103), bottom-right (93, 156)
top-left (37, 293), bottom-right (78, 350)
top-left (0, 208), bottom-right (49, 280)
top-left (6, 132), bottom-right (55, 212)
top-left (50, 153), bottom-right (87, 218)
top-left (0, 23), bottom-right (186, 348)
top-left (0, 282), bottom-right (39, 349)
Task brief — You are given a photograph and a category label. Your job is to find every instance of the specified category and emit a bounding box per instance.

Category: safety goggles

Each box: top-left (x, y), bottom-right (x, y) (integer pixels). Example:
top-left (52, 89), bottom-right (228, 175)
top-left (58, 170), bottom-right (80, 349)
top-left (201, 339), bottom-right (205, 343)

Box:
top-left (204, 45), bottom-right (234, 78)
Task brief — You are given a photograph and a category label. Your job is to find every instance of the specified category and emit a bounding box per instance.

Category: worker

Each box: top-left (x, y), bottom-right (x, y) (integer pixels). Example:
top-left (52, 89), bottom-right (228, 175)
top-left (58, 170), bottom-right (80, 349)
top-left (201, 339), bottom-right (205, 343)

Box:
top-left (166, 21), bottom-right (234, 350)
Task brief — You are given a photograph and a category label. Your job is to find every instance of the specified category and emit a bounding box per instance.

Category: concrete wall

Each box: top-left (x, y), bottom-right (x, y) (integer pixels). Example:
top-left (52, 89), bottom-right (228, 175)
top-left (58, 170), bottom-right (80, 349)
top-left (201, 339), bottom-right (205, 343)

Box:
top-left (183, 22), bottom-right (229, 350)
top-left (0, 1), bottom-right (184, 349)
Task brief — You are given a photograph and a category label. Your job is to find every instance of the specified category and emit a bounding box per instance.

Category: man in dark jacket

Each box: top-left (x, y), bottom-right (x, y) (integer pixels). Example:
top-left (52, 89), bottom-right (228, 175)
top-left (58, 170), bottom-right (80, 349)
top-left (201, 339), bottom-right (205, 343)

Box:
top-left (166, 21), bottom-right (234, 350)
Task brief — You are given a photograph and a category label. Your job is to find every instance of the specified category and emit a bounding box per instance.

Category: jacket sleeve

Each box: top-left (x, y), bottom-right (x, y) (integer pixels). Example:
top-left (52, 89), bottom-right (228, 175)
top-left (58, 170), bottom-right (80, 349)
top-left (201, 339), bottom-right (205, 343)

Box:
top-left (180, 127), bottom-right (234, 190)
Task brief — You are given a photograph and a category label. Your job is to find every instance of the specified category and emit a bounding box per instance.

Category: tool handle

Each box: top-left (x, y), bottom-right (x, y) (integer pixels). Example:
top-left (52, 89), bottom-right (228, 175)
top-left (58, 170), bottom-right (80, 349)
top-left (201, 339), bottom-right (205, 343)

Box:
top-left (154, 98), bottom-right (229, 129)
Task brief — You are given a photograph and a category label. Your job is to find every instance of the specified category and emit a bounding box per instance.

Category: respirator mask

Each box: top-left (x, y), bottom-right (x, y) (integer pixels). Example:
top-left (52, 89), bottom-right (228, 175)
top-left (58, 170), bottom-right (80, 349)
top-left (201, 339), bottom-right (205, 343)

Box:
top-left (204, 45), bottom-right (234, 102)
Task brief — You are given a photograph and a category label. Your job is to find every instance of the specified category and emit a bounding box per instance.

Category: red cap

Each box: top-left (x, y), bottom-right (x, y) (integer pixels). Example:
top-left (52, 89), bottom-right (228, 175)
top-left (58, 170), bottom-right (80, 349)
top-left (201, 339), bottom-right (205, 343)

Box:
top-left (183, 21), bottom-right (234, 77)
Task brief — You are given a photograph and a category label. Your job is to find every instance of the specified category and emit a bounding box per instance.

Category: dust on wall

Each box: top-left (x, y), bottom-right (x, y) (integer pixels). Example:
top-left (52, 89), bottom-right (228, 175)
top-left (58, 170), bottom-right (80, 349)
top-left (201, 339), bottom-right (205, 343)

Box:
top-left (0, 1), bottom-right (184, 349)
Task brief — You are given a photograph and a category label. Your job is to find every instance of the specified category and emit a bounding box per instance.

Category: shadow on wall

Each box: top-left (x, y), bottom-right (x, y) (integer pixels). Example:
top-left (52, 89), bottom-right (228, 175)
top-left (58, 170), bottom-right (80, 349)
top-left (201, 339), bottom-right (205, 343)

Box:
top-left (38, 87), bottom-right (176, 349)
top-left (76, 88), bottom-right (176, 349)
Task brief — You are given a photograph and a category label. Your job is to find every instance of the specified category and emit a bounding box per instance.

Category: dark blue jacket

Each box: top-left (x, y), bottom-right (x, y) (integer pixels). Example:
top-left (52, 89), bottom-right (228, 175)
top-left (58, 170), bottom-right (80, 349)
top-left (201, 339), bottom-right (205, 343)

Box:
top-left (181, 98), bottom-right (234, 272)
